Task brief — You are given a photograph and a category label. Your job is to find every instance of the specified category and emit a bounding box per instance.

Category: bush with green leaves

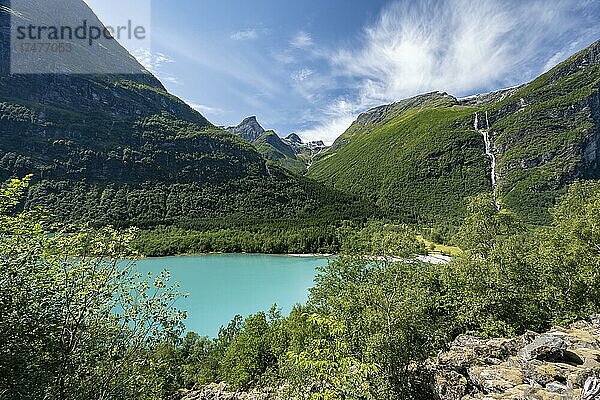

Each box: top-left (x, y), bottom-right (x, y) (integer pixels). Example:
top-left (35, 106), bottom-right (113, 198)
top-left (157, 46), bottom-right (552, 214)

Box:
top-left (0, 177), bottom-right (185, 400)
top-left (5, 175), bottom-right (600, 400)
top-left (168, 182), bottom-right (600, 399)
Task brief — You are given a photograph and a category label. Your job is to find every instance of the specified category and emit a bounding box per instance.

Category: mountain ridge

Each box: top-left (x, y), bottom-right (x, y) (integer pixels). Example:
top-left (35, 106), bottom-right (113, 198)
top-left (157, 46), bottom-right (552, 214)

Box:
top-left (225, 116), bottom-right (329, 174)
top-left (309, 39), bottom-right (600, 224)
top-left (0, 0), bottom-right (372, 231)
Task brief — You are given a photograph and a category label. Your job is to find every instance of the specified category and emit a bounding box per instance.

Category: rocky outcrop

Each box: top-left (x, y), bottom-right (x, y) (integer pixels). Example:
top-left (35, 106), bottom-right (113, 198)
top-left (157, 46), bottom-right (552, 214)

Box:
top-left (225, 116), bottom-right (266, 142)
top-left (226, 117), bottom-right (330, 173)
top-left (285, 133), bottom-right (303, 145)
top-left (173, 383), bottom-right (277, 400)
top-left (428, 317), bottom-right (600, 399)
top-left (458, 86), bottom-right (523, 107)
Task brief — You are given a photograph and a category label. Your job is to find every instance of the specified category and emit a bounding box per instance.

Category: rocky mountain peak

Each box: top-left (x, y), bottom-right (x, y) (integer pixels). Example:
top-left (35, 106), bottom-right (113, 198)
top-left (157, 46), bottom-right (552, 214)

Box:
top-left (285, 133), bottom-right (303, 145)
top-left (308, 140), bottom-right (326, 148)
top-left (225, 116), bottom-right (266, 142)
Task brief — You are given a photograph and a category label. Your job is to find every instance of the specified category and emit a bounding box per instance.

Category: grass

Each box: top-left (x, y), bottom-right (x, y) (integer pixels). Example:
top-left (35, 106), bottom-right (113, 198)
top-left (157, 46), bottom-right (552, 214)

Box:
top-left (416, 235), bottom-right (462, 257)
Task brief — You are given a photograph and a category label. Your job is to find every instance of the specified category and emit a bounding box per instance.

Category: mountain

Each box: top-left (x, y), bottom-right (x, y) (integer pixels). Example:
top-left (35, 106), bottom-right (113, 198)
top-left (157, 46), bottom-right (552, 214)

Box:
top-left (225, 117), bottom-right (330, 174)
top-left (285, 133), bottom-right (303, 145)
top-left (309, 92), bottom-right (490, 224)
top-left (0, 0), bottom-right (371, 230)
top-left (309, 40), bottom-right (600, 225)
top-left (224, 116), bottom-right (265, 142)
top-left (253, 131), bottom-right (307, 174)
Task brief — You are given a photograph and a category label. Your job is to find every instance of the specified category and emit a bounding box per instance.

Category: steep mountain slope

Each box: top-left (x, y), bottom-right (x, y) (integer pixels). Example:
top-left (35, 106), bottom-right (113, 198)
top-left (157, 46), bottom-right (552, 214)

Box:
top-left (471, 41), bottom-right (600, 223)
top-left (309, 92), bottom-right (490, 224)
top-left (253, 131), bottom-right (307, 174)
top-left (225, 116), bottom-right (265, 142)
top-left (226, 117), bottom-right (329, 174)
top-left (0, 0), bottom-right (371, 228)
top-left (310, 40), bottom-right (600, 225)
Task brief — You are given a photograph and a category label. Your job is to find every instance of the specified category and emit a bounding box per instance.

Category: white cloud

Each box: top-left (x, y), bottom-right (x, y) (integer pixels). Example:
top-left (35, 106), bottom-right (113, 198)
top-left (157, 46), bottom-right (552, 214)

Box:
top-left (296, 99), bottom-right (362, 145)
top-left (291, 31), bottom-right (313, 49)
top-left (332, 1), bottom-right (518, 103)
top-left (291, 68), bottom-right (314, 82)
top-left (300, 0), bottom-right (600, 144)
top-left (230, 29), bottom-right (258, 41)
top-left (131, 49), bottom-right (179, 84)
top-left (297, 115), bottom-right (356, 145)
top-left (186, 101), bottom-right (224, 115)
top-left (132, 49), bottom-right (174, 71)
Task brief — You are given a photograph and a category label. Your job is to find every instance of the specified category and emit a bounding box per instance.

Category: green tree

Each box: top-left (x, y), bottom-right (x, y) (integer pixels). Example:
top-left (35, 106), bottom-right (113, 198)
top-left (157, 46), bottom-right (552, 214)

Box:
top-left (454, 193), bottom-right (523, 257)
top-left (0, 177), bottom-right (186, 400)
top-left (284, 313), bottom-right (378, 400)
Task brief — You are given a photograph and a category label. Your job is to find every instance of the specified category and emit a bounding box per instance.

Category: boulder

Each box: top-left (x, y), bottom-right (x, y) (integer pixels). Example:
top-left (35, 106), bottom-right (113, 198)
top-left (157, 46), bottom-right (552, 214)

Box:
top-left (428, 317), bottom-right (600, 400)
top-left (519, 334), bottom-right (567, 362)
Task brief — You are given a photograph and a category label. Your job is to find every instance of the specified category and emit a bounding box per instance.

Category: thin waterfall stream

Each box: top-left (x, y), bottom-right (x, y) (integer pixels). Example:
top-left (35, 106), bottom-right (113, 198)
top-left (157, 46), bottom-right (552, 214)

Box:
top-left (474, 112), bottom-right (500, 210)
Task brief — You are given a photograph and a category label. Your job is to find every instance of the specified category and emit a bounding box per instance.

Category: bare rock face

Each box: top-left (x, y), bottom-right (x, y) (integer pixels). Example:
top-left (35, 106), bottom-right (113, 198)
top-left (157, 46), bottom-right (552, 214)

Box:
top-left (225, 116), bottom-right (266, 142)
top-left (428, 318), bottom-right (600, 400)
top-left (173, 383), bottom-right (277, 400)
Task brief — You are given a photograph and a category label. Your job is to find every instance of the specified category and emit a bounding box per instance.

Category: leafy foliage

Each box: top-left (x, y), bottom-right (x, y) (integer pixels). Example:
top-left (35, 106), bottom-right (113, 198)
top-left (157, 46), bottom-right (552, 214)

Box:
top-left (155, 180), bottom-right (600, 399)
top-left (0, 177), bottom-right (185, 400)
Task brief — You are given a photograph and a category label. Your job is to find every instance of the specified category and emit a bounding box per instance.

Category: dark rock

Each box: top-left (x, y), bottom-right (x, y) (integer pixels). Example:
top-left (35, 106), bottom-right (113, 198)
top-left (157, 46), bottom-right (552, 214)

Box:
top-left (519, 334), bottom-right (567, 362)
top-left (225, 116), bottom-right (266, 142)
top-left (285, 133), bottom-right (303, 145)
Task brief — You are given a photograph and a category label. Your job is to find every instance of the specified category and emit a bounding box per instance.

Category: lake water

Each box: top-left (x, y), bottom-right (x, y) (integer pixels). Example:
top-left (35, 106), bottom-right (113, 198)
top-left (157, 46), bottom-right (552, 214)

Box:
top-left (135, 254), bottom-right (329, 337)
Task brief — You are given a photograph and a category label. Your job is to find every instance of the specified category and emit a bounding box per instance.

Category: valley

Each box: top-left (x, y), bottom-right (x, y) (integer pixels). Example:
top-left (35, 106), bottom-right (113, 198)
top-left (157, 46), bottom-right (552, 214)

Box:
top-left (1, 1), bottom-right (600, 399)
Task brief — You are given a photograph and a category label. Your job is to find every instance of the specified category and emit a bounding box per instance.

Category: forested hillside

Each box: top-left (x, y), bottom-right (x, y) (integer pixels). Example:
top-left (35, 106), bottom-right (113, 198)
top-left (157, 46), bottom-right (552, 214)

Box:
top-left (0, 0), bottom-right (374, 238)
top-left (226, 117), bottom-right (328, 175)
top-left (253, 131), bottom-right (307, 175)
top-left (309, 92), bottom-right (491, 225)
top-left (310, 40), bottom-right (600, 225)
top-left (475, 41), bottom-right (600, 223)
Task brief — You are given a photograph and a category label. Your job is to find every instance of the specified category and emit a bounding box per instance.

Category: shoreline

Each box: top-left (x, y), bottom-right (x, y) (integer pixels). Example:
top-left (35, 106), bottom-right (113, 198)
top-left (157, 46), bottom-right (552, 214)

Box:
top-left (138, 252), bottom-right (451, 264)
top-left (137, 252), bottom-right (335, 260)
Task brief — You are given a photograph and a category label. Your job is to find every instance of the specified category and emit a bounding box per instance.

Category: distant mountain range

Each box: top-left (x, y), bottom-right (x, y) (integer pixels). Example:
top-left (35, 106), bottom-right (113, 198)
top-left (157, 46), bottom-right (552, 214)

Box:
top-left (0, 0), bottom-right (369, 229)
top-left (0, 0), bottom-right (598, 229)
top-left (224, 117), bottom-right (328, 174)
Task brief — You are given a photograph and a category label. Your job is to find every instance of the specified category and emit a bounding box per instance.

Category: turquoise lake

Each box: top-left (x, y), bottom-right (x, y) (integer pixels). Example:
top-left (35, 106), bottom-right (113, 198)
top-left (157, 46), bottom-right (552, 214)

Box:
top-left (135, 254), bottom-right (329, 337)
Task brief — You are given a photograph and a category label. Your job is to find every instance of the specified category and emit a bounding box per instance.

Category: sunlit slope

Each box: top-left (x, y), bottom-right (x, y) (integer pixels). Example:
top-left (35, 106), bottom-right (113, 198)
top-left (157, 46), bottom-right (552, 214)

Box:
top-left (310, 40), bottom-right (600, 225)
top-left (309, 93), bottom-right (490, 224)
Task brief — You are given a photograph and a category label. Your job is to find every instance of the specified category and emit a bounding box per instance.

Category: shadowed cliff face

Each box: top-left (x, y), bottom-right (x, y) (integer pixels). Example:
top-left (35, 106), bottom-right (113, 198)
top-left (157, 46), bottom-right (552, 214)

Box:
top-left (584, 89), bottom-right (600, 177)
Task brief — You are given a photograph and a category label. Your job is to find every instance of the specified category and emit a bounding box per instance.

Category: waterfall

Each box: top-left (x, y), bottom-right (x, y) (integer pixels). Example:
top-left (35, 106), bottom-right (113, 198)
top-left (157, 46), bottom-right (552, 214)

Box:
top-left (474, 112), bottom-right (500, 210)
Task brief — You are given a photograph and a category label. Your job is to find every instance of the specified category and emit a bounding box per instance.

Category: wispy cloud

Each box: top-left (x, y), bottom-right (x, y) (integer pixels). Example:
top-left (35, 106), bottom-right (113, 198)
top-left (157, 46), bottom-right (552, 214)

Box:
top-left (291, 68), bottom-right (314, 82)
top-left (291, 31), bottom-right (313, 49)
top-left (230, 29), bottom-right (258, 41)
top-left (186, 101), bottom-right (225, 116)
top-left (299, 0), bottom-right (600, 144)
top-left (272, 51), bottom-right (295, 65)
top-left (155, 30), bottom-right (285, 102)
top-left (132, 49), bottom-right (179, 84)
top-left (132, 49), bottom-right (174, 71)
top-left (297, 99), bottom-right (358, 144)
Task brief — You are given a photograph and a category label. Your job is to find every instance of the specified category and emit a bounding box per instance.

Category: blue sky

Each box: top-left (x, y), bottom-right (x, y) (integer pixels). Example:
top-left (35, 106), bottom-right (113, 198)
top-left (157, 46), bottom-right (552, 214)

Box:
top-left (86, 0), bottom-right (600, 144)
